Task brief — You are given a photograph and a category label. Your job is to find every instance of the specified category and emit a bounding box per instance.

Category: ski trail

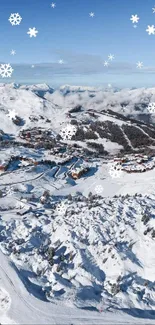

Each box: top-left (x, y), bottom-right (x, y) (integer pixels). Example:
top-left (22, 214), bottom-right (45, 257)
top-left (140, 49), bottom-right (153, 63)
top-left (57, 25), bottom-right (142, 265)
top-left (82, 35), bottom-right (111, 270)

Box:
top-left (119, 126), bottom-right (135, 151)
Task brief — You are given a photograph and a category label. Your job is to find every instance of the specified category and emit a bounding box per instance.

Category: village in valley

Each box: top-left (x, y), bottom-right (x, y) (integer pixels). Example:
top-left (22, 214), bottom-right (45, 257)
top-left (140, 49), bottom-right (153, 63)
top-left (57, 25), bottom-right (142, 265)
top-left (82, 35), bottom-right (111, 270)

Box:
top-left (0, 134), bottom-right (155, 180)
top-left (114, 153), bottom-right (155, 173)
top-left (1, 83), bottom-right (155, 324)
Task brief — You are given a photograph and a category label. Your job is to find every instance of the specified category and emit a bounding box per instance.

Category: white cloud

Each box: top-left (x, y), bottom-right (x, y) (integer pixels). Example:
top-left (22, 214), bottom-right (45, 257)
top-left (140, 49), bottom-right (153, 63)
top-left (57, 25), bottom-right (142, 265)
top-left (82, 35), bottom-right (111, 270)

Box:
top-left (42, 85), bottom-right (155, 122)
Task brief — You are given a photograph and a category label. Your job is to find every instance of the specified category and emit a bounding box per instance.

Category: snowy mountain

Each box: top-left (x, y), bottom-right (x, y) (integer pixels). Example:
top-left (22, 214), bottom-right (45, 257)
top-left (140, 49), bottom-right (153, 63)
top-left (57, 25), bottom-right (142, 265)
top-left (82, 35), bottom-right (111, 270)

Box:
top-left (1, 83), bottom-right (155, 156)
top-left (1, 83), bottom-right (155, 324)
top-left (56, 84), bottom-right (155, 124)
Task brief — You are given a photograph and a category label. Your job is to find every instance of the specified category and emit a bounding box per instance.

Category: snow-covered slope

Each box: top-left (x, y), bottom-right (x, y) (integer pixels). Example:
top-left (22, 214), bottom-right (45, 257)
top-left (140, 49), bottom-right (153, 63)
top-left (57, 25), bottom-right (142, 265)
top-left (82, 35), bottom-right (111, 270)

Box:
top-left (1, 83), bottom-right (155, 324)
top-left (1, 83), bottom-right (155, 155)
top-left (57, 84), bottom-right (155, 124)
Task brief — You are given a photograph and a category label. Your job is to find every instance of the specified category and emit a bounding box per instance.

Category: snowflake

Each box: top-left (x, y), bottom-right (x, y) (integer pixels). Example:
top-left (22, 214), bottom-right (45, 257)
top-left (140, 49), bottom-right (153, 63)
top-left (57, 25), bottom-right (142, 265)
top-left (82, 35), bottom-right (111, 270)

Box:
top-left (7, 109), bottom-right (17, 120)
top-left (51, 2), bottom-right (56, 8)
top-left (27, 27), bottom-right (38, 38)
top-left (56, 202), bottom-right (67, 215)
top-left (10, 50), bottom-right (16, 55)
top-left (94, 185), bottom-right (104, 195)
top-left (130, 14), bottom-right (139, 24)
top-left (108, 83), bottom-right (112, 88)
top-left (108, 163), bottom-right (123, 179)
top-left (89, 12), bottom-right (95, 18)
top-left (146, 25), bottom-right (155, 35)
top-left (104, 61), bottom-right (109, 67)
top-left (152, 7), bottom-right (155, 13)
top-left (108, 54), bottom-right (114, 61)
top-left (60, 124), bottom-right (77, 140)
top-left (8, 13), bottom-right (22, 26)
top-left (136, 61), bottom-right (143, 69)
top-left (31, 65), bottom-right (35, 68)
top-left (59, 59), bottom-right (64, 64)
top-left (133, 24), bottom-right (137, 28)
top-left (147, 102), bottom-right (155, 113)
top-left (0, 64), bottom-right (14, 78)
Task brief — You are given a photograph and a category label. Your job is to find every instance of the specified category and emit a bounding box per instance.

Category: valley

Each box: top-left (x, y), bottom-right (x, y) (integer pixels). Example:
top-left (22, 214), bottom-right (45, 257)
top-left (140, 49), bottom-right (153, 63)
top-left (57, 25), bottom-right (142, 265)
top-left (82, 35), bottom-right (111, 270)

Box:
top-left (1, 83), bottom-right (155, 324)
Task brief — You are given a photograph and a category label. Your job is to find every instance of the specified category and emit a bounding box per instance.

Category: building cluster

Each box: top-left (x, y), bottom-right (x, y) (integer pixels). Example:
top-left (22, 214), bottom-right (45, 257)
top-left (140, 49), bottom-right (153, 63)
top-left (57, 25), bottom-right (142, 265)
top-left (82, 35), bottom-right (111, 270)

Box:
top-left (19, 127), bottom-right (55, 141)
top-left (12, 116), bottom-right (23, 126)
top-left (0, 156), bottom-right (36, 173)
top-left (0, 162), bottom-right (8, 172)
top-left (40, 190), bottom-right (50, 204)
top-left (19, 128), bottom-right (56, 149)
top-left (70, 166), bottom-right (89, 179)
top-left (114, 154), bottom-right (155, 173)
top-left (0, 155), bottom-right (56, 174)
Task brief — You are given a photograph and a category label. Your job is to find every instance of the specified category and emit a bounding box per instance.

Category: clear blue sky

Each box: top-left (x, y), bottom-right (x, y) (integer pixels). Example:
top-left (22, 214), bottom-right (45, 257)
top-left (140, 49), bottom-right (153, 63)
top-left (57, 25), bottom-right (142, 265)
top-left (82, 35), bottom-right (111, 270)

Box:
top-left (1, 0), bottom-right (155, 88)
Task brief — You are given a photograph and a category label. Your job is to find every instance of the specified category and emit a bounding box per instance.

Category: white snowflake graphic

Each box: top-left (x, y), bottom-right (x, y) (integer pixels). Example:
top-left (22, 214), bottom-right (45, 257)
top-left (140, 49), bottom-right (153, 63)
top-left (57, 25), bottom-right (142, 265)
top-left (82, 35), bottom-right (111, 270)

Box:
top-left (108, 54), bottom-right (114, 61)
top-left (58, 59), bottom-right (64, 64)
top-left (0, 64), bottom-right (14, 78)
top-left (146, 25), bottom-right (155, 35)
top-left (136, 61), bottom-right (143, 69)
top-left (8, 13), bottom-right (22, 26)
top-left (108, 163), bottom-right (123, 179)
top-left (147, 102), bottom-right (155, 113)
top-left (94, 185), bottom-right (104, 195)
top-left (56, 202), bottom-right (67, 215)
top-left (10, 50), bottom-right (16, 55)
top-left (89, 12), bottom-right (95, 18)
top-left (133, 24), bottom-right (138, 28)
top-left (7, 109), bottom-right (17, 120)
top-left (152, 7), bottom-right (155, 13)
top-left (104, 61), bottom-right (109, 67)
top-left (51, 2), bottom-right (56, 8)
top-left (130, 14), bottom-right (139, 24)
top-left (27, 27), bottom-right (38, 38)
top-left (60, 124), bottom-right (77, 140)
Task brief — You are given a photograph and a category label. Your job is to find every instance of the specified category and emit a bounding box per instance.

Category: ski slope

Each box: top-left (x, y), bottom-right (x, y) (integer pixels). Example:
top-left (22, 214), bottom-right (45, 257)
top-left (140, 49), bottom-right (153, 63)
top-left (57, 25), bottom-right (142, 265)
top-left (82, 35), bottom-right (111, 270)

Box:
top-left (0, 83), bottom-right (155, 324)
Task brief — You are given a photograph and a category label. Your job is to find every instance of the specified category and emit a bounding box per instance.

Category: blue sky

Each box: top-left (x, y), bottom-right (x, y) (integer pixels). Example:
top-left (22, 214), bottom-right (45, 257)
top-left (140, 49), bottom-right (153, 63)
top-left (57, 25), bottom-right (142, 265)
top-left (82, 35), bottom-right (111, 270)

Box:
top-left (1, 0), bottom-right (155, 88)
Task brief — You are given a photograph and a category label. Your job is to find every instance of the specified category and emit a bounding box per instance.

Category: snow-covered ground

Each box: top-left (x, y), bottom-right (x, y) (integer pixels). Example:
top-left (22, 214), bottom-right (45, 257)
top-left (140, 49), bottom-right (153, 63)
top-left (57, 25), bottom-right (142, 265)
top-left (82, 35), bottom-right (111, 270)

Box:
top-left (1, 83), bottom-right (155, 324)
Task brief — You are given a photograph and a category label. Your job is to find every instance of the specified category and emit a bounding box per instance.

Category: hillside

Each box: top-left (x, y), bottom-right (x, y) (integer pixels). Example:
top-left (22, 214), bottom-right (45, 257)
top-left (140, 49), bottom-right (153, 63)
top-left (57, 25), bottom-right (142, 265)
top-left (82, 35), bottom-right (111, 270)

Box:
top-left (1, 83), bottom-right (155, 156)
top-left (1, 84), bottom-right (155, 324)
